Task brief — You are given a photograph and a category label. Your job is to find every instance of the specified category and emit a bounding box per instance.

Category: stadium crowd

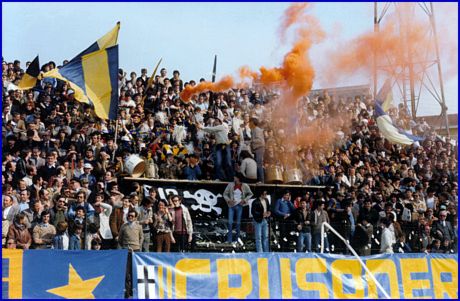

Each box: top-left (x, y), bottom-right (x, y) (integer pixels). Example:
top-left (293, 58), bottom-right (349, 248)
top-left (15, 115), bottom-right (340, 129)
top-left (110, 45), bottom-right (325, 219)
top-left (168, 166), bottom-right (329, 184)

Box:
top-left (2, 58), bottom-right (458, 255)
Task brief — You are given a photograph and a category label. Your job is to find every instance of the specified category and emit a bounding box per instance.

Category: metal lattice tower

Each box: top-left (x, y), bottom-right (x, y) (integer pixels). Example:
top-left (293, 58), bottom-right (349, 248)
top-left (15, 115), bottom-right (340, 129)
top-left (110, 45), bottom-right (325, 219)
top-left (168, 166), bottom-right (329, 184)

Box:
top-left (373, 2), bottom-right (450, 137)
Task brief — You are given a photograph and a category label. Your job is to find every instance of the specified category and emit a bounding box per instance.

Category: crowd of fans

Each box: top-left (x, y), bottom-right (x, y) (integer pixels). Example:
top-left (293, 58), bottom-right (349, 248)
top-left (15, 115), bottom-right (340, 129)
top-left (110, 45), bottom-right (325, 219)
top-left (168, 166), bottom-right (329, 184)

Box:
top-left (2, 58), bottom-right (458, 255)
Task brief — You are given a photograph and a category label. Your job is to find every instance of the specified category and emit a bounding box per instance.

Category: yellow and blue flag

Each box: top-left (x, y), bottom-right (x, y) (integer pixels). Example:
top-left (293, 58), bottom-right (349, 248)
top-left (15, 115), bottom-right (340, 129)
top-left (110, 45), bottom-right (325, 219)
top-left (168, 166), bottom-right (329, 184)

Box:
top-left (3, 249), bottom-right (127, 299)
top-left (44, 45), bottom-right (119, 120)
top-left (71, 22), bottom-right (120, 61)
top-left (375, 78), bottom-right (393, 112)
top-left (43, 23), bottom-right (120, 120)
top-left (17, 55), bottom-right (40, 90)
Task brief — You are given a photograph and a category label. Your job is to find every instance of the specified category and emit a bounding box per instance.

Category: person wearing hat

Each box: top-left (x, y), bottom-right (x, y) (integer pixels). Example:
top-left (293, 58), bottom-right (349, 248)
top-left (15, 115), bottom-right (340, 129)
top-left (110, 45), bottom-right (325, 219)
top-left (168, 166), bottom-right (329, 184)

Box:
top-left (79, 163), bottom-right (96, 190)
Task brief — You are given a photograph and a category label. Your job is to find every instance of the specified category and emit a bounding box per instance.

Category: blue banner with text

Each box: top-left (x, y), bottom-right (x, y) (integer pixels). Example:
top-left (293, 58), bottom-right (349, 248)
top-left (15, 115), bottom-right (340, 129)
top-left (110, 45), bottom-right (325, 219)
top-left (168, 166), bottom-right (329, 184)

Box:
top-left (132, 252), bottom-right (457, 299)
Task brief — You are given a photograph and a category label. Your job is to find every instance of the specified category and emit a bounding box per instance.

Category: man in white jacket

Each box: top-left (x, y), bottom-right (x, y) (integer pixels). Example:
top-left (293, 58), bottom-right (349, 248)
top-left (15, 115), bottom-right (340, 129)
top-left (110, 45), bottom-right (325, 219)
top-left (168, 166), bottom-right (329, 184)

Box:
top-left (380, 217), bottom-right (396, 254)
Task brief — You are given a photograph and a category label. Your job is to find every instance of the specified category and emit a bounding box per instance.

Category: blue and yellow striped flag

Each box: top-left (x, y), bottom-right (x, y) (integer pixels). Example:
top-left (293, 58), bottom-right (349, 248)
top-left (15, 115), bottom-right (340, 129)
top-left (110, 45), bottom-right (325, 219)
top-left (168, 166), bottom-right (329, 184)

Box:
top-left (72, 22), bottom-right (120, 60)
top-left (43, 23), bottom-right (120, 120)
top-left (44, 46), bottom-right (119, 120)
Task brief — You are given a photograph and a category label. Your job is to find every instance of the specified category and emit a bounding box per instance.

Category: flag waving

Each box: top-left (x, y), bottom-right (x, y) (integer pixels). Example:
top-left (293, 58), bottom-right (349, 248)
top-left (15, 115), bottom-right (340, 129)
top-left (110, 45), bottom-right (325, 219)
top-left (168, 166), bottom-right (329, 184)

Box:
top-left (42, 23), bottom-right (120, 120)
top-left (375, 78), bottom-right (393, 112)
top-left (17, 55), bottom-right (40, 90)
top-left (72, 22), bottom-right (120, 60)
top-left (375, 102), bottom-right (423, 145)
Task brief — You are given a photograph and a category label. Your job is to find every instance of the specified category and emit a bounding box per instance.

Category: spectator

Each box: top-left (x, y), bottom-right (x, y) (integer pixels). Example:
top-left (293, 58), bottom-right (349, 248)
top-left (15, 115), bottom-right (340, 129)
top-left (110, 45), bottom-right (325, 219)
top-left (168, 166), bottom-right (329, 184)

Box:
top-left (380, 217), bottom-right (396, 254)
top-left (7, 213), bottom-right (32, 249)
top-left (93, 193), bottom-right (113, 249)
top-left (110, 196), bottom-right (132, 248)
top-left (3, 217), bottom-right (10, 247)
top-left (32, 210), bottom-right (56, 249)
top-left (23, 201), bottom-right (43, 230)
top-left (250, 118), bottom-right (265, 183)
top-left (223, 174), bottom-right (253, 244)
top-left (311, 200), bottom-right (330, 252)
top-left (2, 195), bottom-right (19, 223)
top-left (183, 154), bottom-right (202, 180)
top-left (294, 198), bottom-right (312, 252)
top-left (118, 209), bottom-right (143, 251)
top-left (199, 117), bottom-right (234, 181)
top-left (170, 195), bottom-right (194, 252)
top-left (68, 191), bottom-right (95, 221)
top-left (239, 150), bottom-right (257, 183)
top-left (17, 190), bottom-right (31, 213)
top-left (429, 239), bottom-right (443, 253)
top-left (69, 224), bottom-right (84, 250)
top-left (137, 198), bottom-right (154, 252)
top-left (274, 190), bottom-right (295, 251)
top-left (53, 221), bottom-right (70, 250)
top-left (431, 210), bottom-right (455, 249)
top-left (153, 201), bottom-right (174, 252)
top-left (353, 216), bottom-right (373, 256)
top-left (251, 191), bottom-right (271, 252)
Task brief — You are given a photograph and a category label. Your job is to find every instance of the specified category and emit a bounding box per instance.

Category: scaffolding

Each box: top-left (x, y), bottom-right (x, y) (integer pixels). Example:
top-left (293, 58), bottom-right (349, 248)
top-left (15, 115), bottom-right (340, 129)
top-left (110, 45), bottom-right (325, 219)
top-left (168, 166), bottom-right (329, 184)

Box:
top-left (373, 2), bottom-right (451, 137)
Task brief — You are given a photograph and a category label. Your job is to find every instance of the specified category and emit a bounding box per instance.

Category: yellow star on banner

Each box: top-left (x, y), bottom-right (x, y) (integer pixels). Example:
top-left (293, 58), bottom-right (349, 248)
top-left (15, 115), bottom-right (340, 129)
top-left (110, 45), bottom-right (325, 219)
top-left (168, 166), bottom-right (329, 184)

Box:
top-left (46, 263), bottom-right (105, 299)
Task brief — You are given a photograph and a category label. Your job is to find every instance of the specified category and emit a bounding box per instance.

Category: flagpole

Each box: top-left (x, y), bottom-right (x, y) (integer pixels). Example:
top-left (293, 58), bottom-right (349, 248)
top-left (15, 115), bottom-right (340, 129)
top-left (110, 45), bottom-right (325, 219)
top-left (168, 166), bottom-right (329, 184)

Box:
top-left (141, 58), bottom-right (163, 106)
top-left (112, 118), bottom-right (119, 162)
top-left (212, 55), bottom-right (217, 83)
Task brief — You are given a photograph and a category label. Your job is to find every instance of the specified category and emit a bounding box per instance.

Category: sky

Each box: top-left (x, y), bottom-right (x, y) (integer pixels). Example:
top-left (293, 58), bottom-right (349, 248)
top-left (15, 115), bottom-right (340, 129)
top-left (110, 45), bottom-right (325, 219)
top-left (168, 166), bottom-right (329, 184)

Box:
top-left (2, 2), bottom-right (458, 116)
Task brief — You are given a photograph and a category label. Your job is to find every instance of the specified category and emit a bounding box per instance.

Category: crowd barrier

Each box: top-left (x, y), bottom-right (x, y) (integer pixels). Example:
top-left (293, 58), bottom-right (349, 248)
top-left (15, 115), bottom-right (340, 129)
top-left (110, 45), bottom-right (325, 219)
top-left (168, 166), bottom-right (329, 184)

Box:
top-left (3, 250), bottom-right (457, 299)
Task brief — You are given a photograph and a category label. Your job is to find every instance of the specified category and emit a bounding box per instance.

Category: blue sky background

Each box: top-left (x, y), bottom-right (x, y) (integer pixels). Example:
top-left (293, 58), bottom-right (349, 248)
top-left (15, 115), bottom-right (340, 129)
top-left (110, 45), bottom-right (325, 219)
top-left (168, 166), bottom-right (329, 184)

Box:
top-left (2, 2), bottom-right (457, 116)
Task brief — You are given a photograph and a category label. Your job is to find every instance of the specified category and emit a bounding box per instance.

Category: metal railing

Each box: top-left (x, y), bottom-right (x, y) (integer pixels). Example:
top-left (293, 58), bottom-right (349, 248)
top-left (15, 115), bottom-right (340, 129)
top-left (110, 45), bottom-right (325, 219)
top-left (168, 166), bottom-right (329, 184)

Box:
top-left (320, 221), bottom-right (391, 299)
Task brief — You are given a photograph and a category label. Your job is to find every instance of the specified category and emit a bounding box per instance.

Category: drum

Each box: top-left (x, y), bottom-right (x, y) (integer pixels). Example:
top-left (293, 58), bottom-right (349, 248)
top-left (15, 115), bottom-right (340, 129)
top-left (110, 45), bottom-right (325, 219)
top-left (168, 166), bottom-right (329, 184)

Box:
top-left (283, 169), bottom-right (303, 185)
top-left (144, 161), bottom-right (158, 179)
top-left (124, 155), bottom-right (146, 178)
top-left (265, 166), bottom-right (284, 184)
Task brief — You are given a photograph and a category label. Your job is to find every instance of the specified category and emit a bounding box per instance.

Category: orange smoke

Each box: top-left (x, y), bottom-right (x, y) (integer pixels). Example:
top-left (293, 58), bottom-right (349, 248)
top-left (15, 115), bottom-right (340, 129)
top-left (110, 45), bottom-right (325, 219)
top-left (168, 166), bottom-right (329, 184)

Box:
top-left (279, 3), bottom-right (310, 42)
top-left (180, 75), bottom-right (234, 102)
top-left (241, 5), bottom-right (325, 106)
top-left (321, 3), bottom-right (457, 86)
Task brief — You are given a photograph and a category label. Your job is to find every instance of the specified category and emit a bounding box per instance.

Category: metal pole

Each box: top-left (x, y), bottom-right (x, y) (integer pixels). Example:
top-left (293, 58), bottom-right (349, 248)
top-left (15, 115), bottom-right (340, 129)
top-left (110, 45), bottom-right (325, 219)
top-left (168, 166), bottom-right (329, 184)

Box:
top-left (373, 2), bottom-right (378, 101)
top-left (320, 222), bottom-right (391, 299)
top-left (405, 4), bottom-right (417, 119)
top-left (429, 2), bottom-right (450, 137)
top-left (212, 55), bottom-right (217, 83)
top-left (112, 119), bottom-right (119, 162)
